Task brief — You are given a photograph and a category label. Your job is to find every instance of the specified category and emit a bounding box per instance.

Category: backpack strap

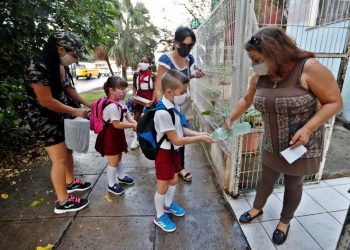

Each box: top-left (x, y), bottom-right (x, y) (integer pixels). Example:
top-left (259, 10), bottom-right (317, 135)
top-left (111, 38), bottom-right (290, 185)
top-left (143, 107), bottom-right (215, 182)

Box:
top-left (157, 109), bottom-right (176, 151)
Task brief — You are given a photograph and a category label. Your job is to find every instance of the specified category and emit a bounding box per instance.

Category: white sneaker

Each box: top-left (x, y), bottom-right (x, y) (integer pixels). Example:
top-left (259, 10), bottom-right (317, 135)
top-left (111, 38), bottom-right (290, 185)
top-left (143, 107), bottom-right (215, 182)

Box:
top-left (130, 134), bottom-right (139, 149)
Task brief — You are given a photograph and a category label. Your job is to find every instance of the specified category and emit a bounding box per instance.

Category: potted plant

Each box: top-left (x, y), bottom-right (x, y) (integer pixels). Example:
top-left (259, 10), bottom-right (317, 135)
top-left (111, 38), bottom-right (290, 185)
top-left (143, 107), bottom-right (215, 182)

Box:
top-left (242, 107), bottom-right (263, 154)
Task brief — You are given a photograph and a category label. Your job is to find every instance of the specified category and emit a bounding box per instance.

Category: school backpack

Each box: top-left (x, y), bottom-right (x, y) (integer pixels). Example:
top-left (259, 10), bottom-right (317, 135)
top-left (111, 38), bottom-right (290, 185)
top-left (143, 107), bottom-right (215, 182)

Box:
top-left (137, 105), bottom-right (175, 160)
top-left (89, 97), bottom-right (117, 133)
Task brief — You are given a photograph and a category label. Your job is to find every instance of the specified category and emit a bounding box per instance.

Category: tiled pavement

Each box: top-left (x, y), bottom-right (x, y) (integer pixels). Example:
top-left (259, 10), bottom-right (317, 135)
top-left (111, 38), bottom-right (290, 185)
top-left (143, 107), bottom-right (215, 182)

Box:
top-left (226, 177), bottom-right (350, 250)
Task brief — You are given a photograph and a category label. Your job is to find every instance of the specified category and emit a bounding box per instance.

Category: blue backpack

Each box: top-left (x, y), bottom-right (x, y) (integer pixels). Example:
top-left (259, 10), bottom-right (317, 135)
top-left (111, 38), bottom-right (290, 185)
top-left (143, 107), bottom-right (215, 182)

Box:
top-left (137, 103), bottom-right (175, 160)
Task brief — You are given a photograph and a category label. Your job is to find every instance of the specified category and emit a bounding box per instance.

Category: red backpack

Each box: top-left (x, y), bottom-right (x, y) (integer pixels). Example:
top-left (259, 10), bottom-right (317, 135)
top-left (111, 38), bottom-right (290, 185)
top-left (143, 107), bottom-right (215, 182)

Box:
top-left (89, 97), bottom-right (119, 133)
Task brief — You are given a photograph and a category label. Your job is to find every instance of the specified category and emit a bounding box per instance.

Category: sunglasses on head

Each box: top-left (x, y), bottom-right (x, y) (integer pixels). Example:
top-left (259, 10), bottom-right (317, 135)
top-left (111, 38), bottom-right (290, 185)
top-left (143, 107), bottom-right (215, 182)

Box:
top-left (248, 35), bottom-right (262, 47)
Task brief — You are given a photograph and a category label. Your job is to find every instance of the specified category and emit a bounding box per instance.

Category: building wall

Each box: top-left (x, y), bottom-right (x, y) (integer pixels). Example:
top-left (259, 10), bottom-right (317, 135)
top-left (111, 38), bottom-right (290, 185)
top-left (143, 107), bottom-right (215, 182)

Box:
top-left (287, 0), bottom-right (350, 119)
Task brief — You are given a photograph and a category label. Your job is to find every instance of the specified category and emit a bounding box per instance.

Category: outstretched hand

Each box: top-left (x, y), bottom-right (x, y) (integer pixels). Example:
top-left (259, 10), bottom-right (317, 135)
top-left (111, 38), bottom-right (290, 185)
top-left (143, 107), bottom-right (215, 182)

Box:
top-left (200, 134), bottom-right (218, 144)
top-left (224, 118), bottom-right (233, 131)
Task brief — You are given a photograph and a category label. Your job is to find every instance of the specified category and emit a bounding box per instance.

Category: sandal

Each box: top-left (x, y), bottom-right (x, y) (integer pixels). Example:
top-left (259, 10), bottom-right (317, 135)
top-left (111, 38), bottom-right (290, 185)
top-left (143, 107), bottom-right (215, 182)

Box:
top-left (178, 171), bottom-right (192, 182)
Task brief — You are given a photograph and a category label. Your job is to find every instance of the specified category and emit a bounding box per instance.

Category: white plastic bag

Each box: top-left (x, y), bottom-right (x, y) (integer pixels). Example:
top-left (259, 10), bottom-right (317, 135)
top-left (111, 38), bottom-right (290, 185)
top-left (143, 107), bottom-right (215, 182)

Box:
top-left (64, 117), bottom-right (90, 153)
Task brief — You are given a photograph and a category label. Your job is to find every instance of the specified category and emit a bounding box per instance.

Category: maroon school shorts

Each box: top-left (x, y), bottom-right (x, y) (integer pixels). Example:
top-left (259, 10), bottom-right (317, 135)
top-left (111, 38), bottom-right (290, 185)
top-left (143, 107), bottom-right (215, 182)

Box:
top-left (155, 149), bottom-right (181, 181)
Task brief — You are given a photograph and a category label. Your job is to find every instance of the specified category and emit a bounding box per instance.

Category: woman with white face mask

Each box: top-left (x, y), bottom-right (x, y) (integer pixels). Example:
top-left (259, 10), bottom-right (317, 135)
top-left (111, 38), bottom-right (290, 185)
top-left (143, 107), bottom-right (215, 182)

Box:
top-left (25, 31), bottom-right (92, 214)
top-left (130, 56), bottom-right (155, 149)
top-left (224, 27), bottom-right (343, 245)
top-left (154, 26), bottom-right (206, 183)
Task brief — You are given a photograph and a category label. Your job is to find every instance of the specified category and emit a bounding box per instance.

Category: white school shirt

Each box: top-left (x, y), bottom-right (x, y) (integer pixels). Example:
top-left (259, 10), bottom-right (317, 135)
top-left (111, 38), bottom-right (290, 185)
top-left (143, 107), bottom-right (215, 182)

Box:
top-left (102, 100), bottom-right (129, 123)
top-left (136, 74), bottom-right (154, 90)
top-left (154, 96), bottom-right (184, 150)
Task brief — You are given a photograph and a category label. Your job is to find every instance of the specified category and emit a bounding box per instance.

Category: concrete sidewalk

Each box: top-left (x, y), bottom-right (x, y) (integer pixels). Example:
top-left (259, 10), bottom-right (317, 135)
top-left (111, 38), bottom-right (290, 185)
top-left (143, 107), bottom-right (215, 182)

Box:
top-left (0, 132), bottom-right (249, 249)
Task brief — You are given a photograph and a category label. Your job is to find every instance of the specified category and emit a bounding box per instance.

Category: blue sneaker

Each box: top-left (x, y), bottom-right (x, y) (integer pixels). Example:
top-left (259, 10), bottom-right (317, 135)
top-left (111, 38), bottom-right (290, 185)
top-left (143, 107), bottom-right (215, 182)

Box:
top-left (164, 202), bottom-right (185, 217)
top-left (153, 213), bottom-right (176, 232)
top-left (117, 176), bottom-right (134, 185)
top-left (108, 183), bottom-right (124, 195)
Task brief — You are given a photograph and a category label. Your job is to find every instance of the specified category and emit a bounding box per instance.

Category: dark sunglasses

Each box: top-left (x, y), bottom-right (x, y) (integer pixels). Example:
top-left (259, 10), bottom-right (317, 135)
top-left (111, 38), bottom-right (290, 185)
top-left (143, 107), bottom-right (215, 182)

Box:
top-left (248, 35), bottom-right (262, 47)
top-left (176, 42), bottom-right (195, 49)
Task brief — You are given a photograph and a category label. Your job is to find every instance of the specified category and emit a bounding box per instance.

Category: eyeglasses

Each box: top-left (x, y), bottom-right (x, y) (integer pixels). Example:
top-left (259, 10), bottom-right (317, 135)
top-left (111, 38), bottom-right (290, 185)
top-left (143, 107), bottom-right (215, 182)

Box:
top-left (176, 42), bottom-right (195, 49)
top-left (248, 36), bottom-right (262, 47)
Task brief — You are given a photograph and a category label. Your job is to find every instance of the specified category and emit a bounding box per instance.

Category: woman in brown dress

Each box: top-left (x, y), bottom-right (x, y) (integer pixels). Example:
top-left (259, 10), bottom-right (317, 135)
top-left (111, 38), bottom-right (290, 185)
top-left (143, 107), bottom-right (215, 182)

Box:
top-left (224, 27), bottom-right (342, 245)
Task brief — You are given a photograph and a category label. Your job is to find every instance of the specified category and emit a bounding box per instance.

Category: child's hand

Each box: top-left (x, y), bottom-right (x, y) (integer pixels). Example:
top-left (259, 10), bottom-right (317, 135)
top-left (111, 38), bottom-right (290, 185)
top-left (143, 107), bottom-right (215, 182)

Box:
top-left (200, 134), bottom-right (217, 143)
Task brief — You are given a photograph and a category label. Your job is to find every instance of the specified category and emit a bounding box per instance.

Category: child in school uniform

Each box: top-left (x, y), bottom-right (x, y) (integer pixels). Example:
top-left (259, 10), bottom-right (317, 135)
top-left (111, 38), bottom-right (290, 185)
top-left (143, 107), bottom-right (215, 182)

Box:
top-left (130, 56), bottom-right (155, 149)
top-left (153, 69), bottom-right (217, 232)
top-left (95, 76), bottom-right (137, 195)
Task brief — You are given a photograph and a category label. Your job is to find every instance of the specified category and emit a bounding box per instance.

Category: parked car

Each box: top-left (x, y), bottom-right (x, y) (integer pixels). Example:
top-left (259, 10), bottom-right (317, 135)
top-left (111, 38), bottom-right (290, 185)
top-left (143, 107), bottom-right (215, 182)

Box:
top-left (100, 68), bottom-right (111, 76)
top-left (76, 64), bottom-right (101, 80)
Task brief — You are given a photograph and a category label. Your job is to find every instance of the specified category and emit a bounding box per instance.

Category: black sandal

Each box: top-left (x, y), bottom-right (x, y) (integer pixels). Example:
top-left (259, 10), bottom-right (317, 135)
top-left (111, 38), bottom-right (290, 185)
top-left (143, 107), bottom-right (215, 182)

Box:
top-left (272, 224), bottom-right (290, 245)
top-left (239, 210), bottom-right (263, 223)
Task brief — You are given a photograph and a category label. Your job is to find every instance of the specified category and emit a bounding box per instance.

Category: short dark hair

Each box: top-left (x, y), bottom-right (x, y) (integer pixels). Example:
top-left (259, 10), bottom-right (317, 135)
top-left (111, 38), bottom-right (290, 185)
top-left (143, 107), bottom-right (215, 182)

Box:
top-left (161, 69), bottom-right (189, 92)
top-left (104, 76), bottom-right (128, 96)
top-left (140, 56), bottom-right (151, 63)
top-left (174, 26), bottom-right (196, 43)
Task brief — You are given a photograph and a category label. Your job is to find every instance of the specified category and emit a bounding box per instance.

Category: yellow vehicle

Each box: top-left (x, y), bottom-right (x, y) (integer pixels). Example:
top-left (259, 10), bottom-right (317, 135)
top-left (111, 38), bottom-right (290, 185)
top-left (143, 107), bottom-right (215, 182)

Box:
top-left (76, 63), bottom-right (101, 80)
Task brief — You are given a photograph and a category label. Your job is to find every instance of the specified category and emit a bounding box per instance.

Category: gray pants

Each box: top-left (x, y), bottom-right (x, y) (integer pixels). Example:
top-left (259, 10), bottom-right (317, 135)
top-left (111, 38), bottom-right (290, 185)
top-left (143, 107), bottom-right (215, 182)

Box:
top-left (253, 165), bottom-right (305, 224)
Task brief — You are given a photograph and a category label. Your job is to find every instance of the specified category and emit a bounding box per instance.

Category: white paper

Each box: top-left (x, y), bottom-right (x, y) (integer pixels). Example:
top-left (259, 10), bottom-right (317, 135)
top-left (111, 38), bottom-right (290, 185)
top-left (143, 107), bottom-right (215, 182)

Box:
top-left (280, 145), bottom-right (307, 164)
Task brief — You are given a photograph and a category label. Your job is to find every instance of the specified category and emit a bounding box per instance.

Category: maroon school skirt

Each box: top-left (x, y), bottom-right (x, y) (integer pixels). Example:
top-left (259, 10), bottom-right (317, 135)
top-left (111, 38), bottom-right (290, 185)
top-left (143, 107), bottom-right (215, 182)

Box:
top-left (135, 89), bottom-right (153, 113)
top-left (95, 124), bottom-right (128, 156)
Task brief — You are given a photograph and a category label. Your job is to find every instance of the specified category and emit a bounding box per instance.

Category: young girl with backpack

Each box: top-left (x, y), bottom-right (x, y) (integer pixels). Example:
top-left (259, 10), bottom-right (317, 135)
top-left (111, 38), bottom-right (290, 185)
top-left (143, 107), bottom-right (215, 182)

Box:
top-left (130, 56), bottom-right (155, 149)
top-left (95, 76), bottom-right (137, 195)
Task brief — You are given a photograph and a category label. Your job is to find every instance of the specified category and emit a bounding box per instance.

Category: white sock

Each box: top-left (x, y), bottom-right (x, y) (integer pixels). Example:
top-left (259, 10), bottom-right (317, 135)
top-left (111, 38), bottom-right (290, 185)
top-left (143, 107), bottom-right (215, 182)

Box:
top-left (107, 165), bottom-right (117, 187)
top-left (165, 185), bottom-right (176, 207)
top-left (116, 162), bottom-right (126, 179)
top-left (154, 192), bottom-right (165, 218)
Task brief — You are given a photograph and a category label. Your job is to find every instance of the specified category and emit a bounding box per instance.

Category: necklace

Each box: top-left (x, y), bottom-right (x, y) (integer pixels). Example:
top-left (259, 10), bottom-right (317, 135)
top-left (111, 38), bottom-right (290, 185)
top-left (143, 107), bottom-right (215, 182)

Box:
top-left (273, 80), bottom-right (278, 88)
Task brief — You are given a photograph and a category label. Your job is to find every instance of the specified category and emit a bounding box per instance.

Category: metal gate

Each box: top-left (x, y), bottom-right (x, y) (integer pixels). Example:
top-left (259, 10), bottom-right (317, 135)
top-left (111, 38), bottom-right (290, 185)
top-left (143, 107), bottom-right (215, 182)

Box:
top-left (192, 0), bottom-right (350, 196)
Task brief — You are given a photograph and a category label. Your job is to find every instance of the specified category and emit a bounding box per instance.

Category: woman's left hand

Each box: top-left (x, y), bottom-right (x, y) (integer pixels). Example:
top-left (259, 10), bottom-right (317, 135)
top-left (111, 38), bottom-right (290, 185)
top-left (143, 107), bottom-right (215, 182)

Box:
top-left (290, 126), bottom-right (312, 149)
top-left (193, 70), bottom-right (205, 79)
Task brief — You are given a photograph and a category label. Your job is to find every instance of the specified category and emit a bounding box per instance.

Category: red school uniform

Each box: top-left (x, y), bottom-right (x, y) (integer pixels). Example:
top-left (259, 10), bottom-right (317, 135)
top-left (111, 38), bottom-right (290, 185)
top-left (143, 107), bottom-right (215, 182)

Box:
top-left (133, 69), bottom-right (154, 112)
top-left (95, 101), bottom-right (128, 156)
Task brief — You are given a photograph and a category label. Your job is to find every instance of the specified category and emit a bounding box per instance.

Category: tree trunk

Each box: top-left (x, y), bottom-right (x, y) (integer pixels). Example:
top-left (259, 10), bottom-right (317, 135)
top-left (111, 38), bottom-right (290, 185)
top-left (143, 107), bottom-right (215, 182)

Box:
top-left (122, 66), bottom-right (127, 80)
top-left (106, 57), bottom-right (114, 76)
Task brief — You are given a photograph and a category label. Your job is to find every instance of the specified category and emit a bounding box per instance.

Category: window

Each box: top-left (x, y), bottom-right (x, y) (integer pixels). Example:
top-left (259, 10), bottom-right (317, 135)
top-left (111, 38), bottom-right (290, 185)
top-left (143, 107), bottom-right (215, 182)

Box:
top-left (316, 0), bottom-right (350, 25)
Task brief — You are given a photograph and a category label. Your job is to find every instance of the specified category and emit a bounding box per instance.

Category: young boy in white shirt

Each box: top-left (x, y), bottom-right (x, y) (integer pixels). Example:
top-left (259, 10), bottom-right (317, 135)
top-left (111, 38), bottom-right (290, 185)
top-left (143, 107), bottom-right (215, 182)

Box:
top-left (153, 69), bottom-right (217, 232)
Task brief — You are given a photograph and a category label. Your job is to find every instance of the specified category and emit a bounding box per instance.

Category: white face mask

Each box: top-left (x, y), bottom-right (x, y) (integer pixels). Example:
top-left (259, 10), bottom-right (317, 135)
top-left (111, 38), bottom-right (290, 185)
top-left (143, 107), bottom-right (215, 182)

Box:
top-left (139, 62), bottom-right (150, 71)
top-left (174, 93), bottom-right (188, 106)
top-left (252, 62), bottom-right (269, 76)
top-left (60, 53), bottom-right (77, 66)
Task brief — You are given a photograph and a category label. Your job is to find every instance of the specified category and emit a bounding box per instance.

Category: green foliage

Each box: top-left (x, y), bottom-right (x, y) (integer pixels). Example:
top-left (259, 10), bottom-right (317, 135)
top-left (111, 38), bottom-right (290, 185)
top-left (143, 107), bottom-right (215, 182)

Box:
top-left (108, 0), bottom-right (159, 79)
top-left (244, 107), bottom-right (262, 128)
top-left (0, 80), bottom-right (27, 132)
top-left (0, 0), bottom-right (121, 142)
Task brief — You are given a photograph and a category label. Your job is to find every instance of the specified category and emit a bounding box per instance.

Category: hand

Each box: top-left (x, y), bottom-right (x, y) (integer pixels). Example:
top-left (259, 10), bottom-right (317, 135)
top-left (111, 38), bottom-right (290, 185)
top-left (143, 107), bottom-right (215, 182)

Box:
top-left (199, 132), bottom-right (209, 136)
top-left (193, 70), bottom-right (205, 79)
top-left (132, 123), bottom-right (137, 131)
top-left (200, 134), bottom-right (217, 144)
top-left (73, 108), bottom-right (88, 118)
top-left (224, 118), bottom-right (233, 131)
top-left (290, 126), bottom-right (312, 149)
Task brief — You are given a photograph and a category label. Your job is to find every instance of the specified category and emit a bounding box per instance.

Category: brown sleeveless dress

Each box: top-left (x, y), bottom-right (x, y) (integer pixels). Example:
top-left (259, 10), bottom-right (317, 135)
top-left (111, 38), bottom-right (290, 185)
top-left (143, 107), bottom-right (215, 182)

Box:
top-left (253, 59), bottom-right (323, 176)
